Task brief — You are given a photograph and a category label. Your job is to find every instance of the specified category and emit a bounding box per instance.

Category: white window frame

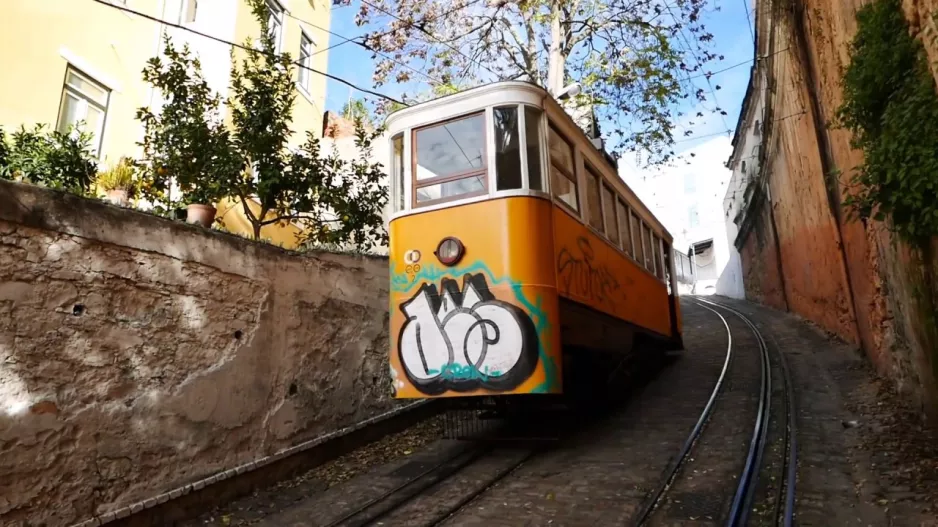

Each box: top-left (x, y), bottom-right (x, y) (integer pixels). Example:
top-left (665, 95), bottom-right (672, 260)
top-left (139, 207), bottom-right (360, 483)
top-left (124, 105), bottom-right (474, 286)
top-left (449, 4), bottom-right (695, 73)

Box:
top-left (177, 0), bottom-right (198, 25)
top-left (266, 0), bottom-right (285, 52)
top-left (297, 30), bottom-right (313, 93)
top-left (56, 66), bottom-right (110, 157)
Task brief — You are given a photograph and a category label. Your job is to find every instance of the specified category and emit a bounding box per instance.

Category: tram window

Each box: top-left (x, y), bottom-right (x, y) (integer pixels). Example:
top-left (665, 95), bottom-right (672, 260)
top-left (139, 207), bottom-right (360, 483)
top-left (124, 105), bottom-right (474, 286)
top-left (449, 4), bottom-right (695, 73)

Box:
top-left (548, 125), bottom-right (578, 211)
top-left (524, 106), bottom-right (544, 191)
top-left (584, 163), bottom-right (603, 230)
top-left (617, 199), bottom-right (632, 256)
top-left (413, 112), bottom-right (487, 205)
top-left (548, 125), bottom-right (574, 173)
top-left (631, 213), bottom-right (644, 266)
top-left (651, 234), bottom-right (661, 277)
top-left (602, 184), bottom-right (619, 245)
top-left (391, 134), bottom-right (404, 211)
top-left (656, 238), bottom-right (667, 280)
top-left (494, 106), bottom-right (522, 190)
top-left (642, 224), bottom-right (655, 271)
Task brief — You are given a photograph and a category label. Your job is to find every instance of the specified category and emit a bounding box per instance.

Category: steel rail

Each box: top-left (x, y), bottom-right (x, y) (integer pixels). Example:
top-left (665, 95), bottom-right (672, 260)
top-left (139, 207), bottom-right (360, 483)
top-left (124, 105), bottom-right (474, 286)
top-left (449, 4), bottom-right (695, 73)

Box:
top-left (324, 444), bottom-right (491, 527)
top-left (425, 448), bottom-right (539, 527)
top-left (697, 296), bottom-right (797, 527)
top-left (630, 299), bottom-right (734, 526)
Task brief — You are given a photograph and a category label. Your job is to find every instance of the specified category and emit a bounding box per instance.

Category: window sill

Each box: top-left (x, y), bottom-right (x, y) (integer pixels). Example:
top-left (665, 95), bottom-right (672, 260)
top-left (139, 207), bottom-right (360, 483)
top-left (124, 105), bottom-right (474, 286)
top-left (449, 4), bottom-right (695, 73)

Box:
top-left (295, 83), bottom-right (318, 109)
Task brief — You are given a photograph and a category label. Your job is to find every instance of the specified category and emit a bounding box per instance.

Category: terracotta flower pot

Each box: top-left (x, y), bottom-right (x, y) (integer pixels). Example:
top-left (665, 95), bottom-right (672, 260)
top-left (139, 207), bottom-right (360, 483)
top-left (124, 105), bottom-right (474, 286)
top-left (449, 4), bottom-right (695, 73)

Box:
top-left (106, 189), bottom-right (129, 207)
top-left (186, 204), bottom-right (217, 228)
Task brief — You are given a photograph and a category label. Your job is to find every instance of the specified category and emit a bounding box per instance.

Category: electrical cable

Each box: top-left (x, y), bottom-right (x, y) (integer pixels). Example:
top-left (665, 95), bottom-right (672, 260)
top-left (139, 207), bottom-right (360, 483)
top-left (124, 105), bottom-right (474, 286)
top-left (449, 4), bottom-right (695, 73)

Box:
top-left (90, 0), bottom-right (406, 105)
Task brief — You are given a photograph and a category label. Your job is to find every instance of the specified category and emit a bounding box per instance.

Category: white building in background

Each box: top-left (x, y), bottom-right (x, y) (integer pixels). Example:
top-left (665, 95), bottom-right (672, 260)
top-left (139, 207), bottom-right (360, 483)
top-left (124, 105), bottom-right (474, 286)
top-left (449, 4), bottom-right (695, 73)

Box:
top-left (619, 135), bottom-right (742, 295)
top-left (721, 66), bottom-right (768, 300)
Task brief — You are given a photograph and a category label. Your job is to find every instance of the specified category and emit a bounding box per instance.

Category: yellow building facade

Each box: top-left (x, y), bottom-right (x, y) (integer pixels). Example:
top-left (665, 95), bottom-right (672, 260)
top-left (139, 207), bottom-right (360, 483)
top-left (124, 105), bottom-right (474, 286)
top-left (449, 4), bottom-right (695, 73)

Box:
top-left (0, 0), bottom-right (332, 247)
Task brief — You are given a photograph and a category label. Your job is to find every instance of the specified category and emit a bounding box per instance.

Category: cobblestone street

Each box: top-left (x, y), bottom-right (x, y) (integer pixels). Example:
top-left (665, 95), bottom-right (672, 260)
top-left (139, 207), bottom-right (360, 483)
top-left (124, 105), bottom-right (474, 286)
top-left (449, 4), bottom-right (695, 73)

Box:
top-left (188, 298), bottom-right (938, 527)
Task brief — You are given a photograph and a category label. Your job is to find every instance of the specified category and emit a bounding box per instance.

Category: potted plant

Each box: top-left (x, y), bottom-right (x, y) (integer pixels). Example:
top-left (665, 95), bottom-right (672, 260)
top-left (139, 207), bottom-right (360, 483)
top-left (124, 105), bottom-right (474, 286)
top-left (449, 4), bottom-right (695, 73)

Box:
top-left (96, 157), bottom-right (137, 206)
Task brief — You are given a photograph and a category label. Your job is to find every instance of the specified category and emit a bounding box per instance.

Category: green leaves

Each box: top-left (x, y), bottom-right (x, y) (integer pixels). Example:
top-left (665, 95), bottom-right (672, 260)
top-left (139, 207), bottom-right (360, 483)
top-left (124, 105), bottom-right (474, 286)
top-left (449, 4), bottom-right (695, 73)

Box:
top-left (0, 123), bottom-right (97, 195)
top-left (136, 35), bottom-right (239, 210)
top-left (835, 0), bottom-right (938, 244)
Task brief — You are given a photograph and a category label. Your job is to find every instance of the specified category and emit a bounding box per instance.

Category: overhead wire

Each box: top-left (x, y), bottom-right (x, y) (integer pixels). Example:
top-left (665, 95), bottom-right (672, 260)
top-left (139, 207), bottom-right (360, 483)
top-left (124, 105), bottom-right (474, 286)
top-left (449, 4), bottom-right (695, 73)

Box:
top-left (284, 10), bottom-right (447, 87)
top-left (90, 0), bottom-right (406, 105)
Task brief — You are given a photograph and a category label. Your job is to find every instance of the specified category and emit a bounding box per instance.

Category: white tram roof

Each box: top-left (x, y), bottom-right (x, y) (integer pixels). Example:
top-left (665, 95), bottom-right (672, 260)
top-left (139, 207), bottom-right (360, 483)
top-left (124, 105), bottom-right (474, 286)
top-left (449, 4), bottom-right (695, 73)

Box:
top-left (385, 81), bottom-right (673, 243)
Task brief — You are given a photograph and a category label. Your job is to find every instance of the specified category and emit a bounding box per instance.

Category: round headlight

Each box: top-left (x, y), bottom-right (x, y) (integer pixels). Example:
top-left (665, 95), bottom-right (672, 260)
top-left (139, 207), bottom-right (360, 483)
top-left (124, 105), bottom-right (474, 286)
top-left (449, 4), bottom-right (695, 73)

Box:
top-left (435, 237), bottom-right (465, 266)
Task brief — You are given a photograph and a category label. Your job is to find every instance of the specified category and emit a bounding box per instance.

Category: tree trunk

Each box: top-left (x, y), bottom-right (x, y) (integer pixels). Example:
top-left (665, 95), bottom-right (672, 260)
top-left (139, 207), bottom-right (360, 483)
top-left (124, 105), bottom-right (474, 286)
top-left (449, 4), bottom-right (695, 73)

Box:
top-left (547, 0), bottom-right (565, 96)
top-left (252, 222), bottom-right (262, 240)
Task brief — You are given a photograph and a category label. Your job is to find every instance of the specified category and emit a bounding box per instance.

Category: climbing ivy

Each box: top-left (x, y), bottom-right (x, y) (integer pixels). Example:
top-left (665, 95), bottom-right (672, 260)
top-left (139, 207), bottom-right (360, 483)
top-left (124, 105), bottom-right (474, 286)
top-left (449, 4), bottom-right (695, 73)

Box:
top-left (835, 0), bottom-right (938, 243)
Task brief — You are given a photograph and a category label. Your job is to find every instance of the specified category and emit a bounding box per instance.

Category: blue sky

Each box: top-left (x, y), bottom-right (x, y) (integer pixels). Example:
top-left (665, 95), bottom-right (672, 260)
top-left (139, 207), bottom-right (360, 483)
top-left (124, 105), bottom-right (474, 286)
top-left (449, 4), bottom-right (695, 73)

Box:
top-left (322, 0), bottom-right (757, 157)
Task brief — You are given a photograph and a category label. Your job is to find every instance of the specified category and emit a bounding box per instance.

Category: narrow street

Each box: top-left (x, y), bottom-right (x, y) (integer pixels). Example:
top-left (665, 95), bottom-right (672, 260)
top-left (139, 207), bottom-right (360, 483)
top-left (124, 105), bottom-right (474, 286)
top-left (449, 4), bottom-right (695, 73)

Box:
top-left (183, 298), bottom-right (938, 527)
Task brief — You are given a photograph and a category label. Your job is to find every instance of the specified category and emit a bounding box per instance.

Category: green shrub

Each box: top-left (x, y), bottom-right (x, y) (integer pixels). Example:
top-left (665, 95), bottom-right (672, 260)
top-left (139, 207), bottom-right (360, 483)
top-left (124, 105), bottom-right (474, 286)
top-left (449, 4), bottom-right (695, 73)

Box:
top-left (836, 0), bottom-right (938, 243)
top-left (0, 123), bottom-right (97, 195)
top-left (96, 156), bottom-right (138, 194)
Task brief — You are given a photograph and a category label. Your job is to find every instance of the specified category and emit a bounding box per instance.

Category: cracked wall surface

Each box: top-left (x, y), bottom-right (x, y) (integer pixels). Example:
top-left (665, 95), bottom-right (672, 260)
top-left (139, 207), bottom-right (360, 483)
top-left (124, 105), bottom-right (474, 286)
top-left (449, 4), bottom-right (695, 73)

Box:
top-left (0, 180), bottom-right (396, 525)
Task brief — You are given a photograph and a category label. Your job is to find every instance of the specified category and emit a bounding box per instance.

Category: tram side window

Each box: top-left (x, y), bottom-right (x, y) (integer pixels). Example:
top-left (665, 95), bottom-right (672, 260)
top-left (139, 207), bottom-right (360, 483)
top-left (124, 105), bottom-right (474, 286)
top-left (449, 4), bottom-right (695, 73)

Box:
top-left (391, 133), bottom-right (404, 211)
top-left (617, 199), bottom-right (632, 256)
top-left (601, 184), bottom-right (619, 245)
top-left (584, 163), bottom-right (603, 231)
top-left (642, 224), bottom-right (655, 271)
top-left (524, 106), bottom-right (544, 191)
top-left (494, 106), bottom-right (522, 190)
top-left (631, 212), bottom-right (644, 265)
top-left (656, 238), bottom-right (667, 280)
top-left (548, 125), bottom-right (578, 211)
top-left (413, 112), bottom-right (487, 206)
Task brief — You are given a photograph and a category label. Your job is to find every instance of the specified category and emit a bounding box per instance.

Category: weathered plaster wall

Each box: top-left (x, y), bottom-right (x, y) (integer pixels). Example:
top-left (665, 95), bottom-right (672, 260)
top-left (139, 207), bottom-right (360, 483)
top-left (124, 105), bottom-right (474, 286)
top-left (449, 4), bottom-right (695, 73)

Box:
top-left (0, 180), bottom-right (395, 525)
top-left (739, 194), bottom-right (789, 310)
top-left (739, 0), bottom-right (938, 421)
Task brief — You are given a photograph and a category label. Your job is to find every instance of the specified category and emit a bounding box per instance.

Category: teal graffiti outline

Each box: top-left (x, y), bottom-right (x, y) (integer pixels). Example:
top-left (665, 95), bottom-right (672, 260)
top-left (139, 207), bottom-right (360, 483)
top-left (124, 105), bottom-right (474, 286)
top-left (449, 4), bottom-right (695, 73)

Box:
top-left (390, 261), bottom-right (561, 393)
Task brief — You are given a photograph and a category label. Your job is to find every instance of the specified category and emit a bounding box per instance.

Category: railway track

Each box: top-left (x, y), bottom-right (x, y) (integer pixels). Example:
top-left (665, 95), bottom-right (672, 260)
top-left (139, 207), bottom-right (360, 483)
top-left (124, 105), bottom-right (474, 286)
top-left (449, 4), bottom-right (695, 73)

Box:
top-left (631, 296), bottom-right (797, 527)
top-left (319, 438), bottom-right (540, 527)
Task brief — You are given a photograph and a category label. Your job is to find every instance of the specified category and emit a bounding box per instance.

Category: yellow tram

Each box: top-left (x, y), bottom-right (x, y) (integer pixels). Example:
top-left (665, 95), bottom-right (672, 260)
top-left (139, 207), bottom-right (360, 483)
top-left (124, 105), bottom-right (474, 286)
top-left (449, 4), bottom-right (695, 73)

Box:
top-left (386, 81), bottom-right (683, 400)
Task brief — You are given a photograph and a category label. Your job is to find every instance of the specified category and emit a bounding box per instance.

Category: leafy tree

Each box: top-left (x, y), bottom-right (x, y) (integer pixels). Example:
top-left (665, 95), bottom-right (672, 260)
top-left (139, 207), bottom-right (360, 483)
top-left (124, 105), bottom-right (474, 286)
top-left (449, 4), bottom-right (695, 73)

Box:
top-left (0, 127), bottom-right (9, 171)
top-left (341, 98), bottom-right (375, 126)
top-left (225, 0), bottom-right (388, 246)
top-left (0, 123), bottom-right (97, 194)
top-left (342, 0), bottom-right (718, 165)
top-left (137, 36), bottom-right (240, 213)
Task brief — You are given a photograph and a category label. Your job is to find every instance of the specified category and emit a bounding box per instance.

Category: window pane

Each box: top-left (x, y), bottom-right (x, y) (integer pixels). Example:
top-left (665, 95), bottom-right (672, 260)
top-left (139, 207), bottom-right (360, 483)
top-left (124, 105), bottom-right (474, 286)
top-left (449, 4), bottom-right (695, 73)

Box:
top-left (66, 72), bottom-right (107, 106)
top-left (550, 166), bottom-right (578, 211)
top-left (524, 106), bottom-right (543, 191)
top-left (57, 93), bottom-right (81, 134)
top-left (494, 106), bottom-right (522, 190)
top-left (392, 134), bottom-right (404, 211)
top-left (642, 224), bottom-right (654, 270)
top-left (651, 234), bottom-right (660, 276)
top-left (617, 200), bottom-right (631, 255)
top-left (298, 35), bottom-right (311, 89)
top-left (548, 125), bottom-right (573, 174)
top-left (84, 105), bottom-right (105, 139)
top-left (631, 213), bottom-right (644, 265)
top-left (415, 113), bottom-right (485, 181)
top-left (656, 238), bottom-right (666, 279)
top-left (602, 185), bottom-right (619, 245)
top-left (585, 165), bottom-right (603, 230)
top-left (415, 175), bottom-right (485, 203)
top-left (185, 0), bottom-right (198, 23)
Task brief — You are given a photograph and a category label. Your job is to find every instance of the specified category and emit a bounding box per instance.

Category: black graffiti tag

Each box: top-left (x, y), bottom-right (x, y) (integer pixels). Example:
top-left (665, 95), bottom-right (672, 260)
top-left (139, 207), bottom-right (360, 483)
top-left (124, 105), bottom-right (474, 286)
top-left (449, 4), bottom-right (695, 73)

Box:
top-left (397, 273), bottom-right (540, 396)
top-left (557, 237), bottom-right (622, 306)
